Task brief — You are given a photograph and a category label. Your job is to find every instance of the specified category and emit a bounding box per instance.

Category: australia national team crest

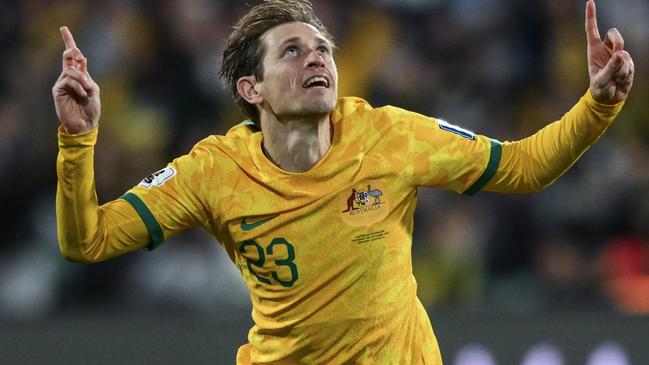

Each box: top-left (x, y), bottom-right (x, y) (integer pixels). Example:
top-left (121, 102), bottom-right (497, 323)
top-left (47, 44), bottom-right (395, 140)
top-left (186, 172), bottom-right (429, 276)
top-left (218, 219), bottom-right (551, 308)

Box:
top-left (338, 182), bottom-right (389, 227)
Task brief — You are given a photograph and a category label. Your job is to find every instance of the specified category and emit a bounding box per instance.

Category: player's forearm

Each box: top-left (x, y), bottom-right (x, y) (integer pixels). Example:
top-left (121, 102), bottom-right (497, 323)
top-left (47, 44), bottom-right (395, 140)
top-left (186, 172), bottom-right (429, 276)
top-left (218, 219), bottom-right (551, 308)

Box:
top-left (56, 127), bottom-right (149, 263)
top-left (56, 126), bottom-right (101, 262)
top-left (485, 90), bottom-right (624, 193)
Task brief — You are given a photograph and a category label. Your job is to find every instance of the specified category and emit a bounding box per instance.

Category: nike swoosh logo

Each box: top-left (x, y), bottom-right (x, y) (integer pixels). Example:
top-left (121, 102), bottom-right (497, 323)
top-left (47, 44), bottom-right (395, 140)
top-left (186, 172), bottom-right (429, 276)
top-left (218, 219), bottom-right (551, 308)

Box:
top-left (240, 215), bottom-right (278, 231)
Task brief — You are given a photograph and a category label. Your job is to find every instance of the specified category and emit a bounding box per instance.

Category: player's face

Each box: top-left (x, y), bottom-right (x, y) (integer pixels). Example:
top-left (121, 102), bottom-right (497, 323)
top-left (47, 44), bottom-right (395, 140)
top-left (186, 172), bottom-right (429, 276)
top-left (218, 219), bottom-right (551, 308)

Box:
top-left (257, 22), bottom-right (338, 119)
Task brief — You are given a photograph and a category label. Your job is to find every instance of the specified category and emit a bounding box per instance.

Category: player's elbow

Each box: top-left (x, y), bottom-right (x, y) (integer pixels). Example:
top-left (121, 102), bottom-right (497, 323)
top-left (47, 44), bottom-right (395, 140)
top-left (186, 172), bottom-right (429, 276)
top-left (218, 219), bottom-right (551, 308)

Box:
top-left (486, 167), bottom-right (550, 194)
top-left (59, 248), bottom-right (92, 263)
top-left (58, 245), bottom-right (92, 263)
top-left (521, 165), bottom-right (566, 193)
top-left (57, 238), bottom-right (103, 264)
top-left (520, 177), bottom-right (548, 193)
top-left (61, 252), bottom-right (94, 264)
top-left (510, 174), bottom-right (555, 194)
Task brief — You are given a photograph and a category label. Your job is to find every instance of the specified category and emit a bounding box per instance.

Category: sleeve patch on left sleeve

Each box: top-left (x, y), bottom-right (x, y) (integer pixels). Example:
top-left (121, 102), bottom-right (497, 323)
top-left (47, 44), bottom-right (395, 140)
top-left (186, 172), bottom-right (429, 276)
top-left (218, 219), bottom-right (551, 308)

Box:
top-left (138, 167), bottom-right (176, 188)
top-left (437, 119), bottom-right (476, 140)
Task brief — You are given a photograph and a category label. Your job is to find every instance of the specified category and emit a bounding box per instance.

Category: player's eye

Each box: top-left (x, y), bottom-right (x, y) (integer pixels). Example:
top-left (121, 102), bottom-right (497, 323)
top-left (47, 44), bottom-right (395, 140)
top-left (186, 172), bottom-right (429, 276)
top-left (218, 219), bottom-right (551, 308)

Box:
top-left (317, 46), bottom-right (330, 55)
top-left (283, 46), bottom-right (299, 57)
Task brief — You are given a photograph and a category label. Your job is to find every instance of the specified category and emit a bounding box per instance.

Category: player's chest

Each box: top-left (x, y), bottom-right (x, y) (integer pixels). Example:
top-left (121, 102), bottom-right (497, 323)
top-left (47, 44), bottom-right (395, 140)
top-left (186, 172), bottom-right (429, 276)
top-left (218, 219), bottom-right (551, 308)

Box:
top-left (218, 174), bottom-right (413, 290)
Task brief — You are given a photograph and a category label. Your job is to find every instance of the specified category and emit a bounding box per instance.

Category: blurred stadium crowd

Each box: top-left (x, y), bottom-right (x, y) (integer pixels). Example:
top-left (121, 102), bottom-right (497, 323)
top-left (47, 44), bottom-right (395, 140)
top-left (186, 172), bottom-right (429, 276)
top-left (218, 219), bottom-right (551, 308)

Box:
top-left (1, 0), bottom-right (648, 323)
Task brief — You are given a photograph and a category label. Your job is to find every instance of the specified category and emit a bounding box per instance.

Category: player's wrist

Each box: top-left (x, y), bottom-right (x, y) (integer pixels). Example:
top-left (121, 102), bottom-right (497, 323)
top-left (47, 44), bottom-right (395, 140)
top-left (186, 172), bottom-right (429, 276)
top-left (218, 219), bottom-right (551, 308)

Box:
top-left (57, 123), bottom-right (98, 148)
top-left (584, 89), bottom-right (625, 110)
top-left (59, 122), bottom-right (98, 135)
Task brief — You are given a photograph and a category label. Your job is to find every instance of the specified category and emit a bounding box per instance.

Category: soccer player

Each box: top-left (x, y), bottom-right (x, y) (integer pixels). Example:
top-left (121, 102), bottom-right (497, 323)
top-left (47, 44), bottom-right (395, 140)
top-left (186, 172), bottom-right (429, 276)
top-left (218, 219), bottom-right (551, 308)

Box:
top-left (53, 0), bottom-right (633, 363)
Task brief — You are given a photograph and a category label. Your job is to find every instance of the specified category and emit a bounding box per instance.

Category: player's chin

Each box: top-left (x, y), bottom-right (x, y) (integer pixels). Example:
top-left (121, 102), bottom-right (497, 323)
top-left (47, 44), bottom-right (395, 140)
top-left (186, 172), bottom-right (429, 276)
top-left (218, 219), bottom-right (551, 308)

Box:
top-left (299, 96), bottom-right (336, 115)
top-left (306, 102), bottom-right (335, 116)
top-left (319, 90), bottom-right (337, 106)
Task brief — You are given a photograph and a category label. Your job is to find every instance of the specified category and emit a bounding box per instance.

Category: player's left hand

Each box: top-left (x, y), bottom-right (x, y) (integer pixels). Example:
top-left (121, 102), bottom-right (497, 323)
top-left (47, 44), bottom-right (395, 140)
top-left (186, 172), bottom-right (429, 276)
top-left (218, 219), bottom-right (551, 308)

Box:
top-left (585, 0), bottom-right (634, 104)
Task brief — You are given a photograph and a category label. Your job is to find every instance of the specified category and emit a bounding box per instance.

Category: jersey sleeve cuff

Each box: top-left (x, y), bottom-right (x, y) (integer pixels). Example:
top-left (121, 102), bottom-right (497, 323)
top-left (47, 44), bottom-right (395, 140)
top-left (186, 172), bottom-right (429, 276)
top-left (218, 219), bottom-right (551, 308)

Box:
top-left (57, 125), bottom-right (99, 148)
top-left (121, 192), bottom-right (165, 251)
top-left (463, 139), bottom-right (502, 196)
top-left (583, 89), bottom-right (625, 119)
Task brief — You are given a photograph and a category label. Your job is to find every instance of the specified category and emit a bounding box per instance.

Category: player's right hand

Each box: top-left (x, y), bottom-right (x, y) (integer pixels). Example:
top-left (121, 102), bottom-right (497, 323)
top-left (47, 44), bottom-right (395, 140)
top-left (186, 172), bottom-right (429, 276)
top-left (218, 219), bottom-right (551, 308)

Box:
top-left (585, 0), bottom-right (634, 105)
top-left (52, 26), bottom-right (101, 134)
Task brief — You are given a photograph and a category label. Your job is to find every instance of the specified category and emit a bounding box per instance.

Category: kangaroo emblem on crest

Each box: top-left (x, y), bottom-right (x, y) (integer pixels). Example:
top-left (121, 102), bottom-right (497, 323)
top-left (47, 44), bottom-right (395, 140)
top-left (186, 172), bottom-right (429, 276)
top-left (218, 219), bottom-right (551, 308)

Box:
top-left (342, 189), bottom-right (358, 212)
top-left (341, 185), bottom-right (384, 213)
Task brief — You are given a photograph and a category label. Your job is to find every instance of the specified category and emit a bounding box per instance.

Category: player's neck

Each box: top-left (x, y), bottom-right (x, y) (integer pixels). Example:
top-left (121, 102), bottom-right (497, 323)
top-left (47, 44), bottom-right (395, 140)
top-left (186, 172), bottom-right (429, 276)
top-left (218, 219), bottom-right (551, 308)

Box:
top-left (260, 113), bottom-right (332, 173)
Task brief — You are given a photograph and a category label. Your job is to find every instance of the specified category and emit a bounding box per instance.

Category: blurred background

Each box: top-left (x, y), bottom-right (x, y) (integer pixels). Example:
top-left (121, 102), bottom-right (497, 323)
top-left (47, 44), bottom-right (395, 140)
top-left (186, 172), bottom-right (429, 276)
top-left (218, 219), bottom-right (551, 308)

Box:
top-left (1, 0), bottom-right (648, 364)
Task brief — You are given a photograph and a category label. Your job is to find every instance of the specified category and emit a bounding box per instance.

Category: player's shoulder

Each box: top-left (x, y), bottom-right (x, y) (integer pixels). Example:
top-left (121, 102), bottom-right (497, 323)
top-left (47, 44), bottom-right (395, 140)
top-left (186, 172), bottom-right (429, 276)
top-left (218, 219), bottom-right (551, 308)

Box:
top-left (176, 121), bottom-right (258, 169)
top-left (335, 96), bottom-right (374, 115)
top-left (335, 96), bottom-right (430, 135)
top-left (194, 121), bottom-right (258, 152)
top-left (336, 96), bottom-right (400, 117)
top-left (224, 120), bottom-right (262, 138)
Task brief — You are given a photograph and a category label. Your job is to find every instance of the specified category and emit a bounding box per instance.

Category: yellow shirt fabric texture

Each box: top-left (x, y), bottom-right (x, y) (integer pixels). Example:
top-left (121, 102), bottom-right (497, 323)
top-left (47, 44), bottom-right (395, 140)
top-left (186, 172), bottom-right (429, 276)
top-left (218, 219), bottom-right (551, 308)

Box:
top-left (56, 92), bottom-right (622, 364)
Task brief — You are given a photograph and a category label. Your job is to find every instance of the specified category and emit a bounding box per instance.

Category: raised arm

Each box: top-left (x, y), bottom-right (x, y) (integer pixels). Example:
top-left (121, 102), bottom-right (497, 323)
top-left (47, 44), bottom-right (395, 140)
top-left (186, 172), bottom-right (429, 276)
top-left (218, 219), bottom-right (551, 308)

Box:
top-left (54, 27), bottom-right (150, 263)
top-left (483, 0), bottom-right (633, 194)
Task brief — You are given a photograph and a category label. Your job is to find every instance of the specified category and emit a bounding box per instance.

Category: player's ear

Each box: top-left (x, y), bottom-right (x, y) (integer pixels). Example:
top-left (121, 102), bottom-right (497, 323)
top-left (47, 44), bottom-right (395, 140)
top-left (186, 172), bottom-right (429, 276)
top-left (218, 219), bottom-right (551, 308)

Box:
top-left (236, 76), bottom-right (263, 106)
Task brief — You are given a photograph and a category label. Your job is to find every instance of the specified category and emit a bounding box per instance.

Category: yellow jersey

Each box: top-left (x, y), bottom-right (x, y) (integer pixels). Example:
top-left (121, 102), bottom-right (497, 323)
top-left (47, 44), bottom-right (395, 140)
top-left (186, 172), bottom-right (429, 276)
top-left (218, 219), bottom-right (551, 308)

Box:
top-left (57, 91), bottom-right (623, 364)
top-left (122, 96), bottom-right (501, 363)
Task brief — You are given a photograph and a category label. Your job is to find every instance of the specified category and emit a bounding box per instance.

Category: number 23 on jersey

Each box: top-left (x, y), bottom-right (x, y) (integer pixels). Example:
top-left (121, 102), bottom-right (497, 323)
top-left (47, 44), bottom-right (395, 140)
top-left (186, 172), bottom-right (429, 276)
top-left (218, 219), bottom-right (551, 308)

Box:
top-left (238, 237), bottom-right (299, 287)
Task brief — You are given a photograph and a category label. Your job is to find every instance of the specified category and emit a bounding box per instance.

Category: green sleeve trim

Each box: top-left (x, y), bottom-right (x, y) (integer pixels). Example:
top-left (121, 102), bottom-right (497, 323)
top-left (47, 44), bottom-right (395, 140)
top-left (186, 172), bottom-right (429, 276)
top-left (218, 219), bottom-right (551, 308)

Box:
top-left (121, 192), bottom-right (164, 251)
top-left (463, 139), bottom-right (502, 196)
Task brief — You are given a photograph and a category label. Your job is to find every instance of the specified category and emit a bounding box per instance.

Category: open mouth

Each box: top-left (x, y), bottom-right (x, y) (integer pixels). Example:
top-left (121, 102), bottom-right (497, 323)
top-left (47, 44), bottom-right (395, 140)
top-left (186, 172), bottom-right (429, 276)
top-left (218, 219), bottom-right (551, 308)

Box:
top-left (303, 76), bottom-right (330, 89)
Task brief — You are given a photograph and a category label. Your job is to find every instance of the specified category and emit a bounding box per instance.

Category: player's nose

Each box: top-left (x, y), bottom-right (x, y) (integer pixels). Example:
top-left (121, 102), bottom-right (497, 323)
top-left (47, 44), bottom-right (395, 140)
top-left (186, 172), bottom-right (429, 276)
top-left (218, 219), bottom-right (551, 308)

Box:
top-left (304, 49), bottom-right (325, 69)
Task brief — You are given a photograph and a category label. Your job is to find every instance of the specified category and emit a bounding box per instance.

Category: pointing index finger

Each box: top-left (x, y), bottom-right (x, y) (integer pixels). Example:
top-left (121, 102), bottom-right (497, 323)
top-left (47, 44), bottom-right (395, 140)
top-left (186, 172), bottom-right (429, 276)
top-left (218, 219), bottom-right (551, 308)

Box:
top-left (585, 0), bottom-right (601, 44)
top-left (60, 26), bottom-right (77, 50)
